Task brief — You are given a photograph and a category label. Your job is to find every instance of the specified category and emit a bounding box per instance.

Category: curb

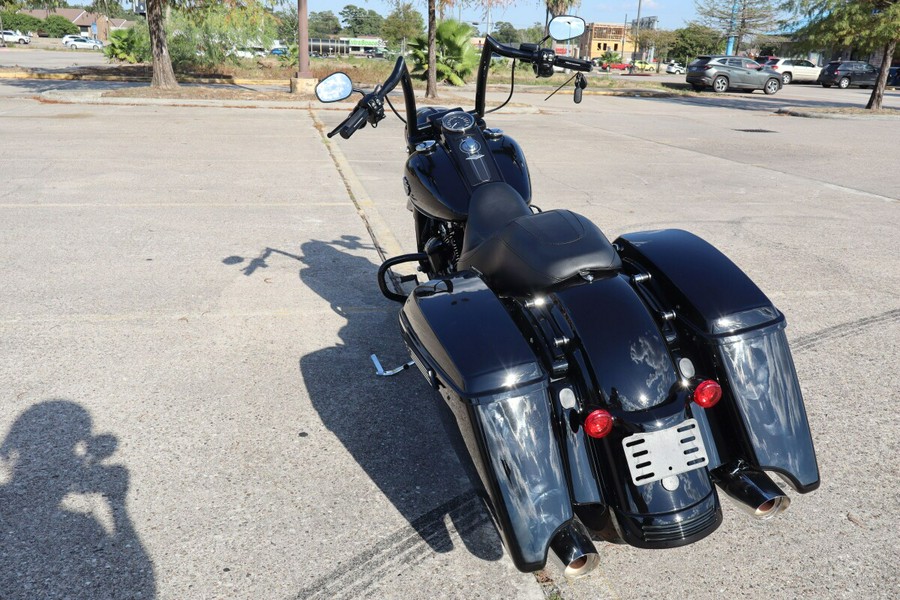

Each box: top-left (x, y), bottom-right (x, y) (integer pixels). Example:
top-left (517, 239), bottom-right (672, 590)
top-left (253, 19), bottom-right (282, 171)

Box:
top-left (0, 70), bottom-right (287, 86)
top-left (776, 106), bottom-right (900, 120)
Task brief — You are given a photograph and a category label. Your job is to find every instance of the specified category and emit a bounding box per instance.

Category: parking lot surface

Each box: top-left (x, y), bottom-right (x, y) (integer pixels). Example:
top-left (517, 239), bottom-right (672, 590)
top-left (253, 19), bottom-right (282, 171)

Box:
top-left (0, 76), bottom-right (898, 599)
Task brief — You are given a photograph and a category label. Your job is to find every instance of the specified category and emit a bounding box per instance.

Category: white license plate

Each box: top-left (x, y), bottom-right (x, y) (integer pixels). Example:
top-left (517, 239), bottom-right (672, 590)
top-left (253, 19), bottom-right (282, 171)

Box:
top-left (621, 419), bottom-right (709, 487)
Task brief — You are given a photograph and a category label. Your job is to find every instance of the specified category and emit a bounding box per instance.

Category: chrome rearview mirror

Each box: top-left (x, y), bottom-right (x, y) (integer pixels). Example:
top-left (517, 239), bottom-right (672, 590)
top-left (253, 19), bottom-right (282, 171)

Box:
top-left (315, 72), bottom-right (353, 103)
top-left (548, 16), bottom-right (586, 42)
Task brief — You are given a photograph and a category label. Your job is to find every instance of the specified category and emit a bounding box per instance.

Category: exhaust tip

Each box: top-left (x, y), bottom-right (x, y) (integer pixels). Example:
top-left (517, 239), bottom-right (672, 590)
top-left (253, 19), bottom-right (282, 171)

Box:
top-left (549, 520), bottom-right (600, 579)
top-left (562, 552), bottom-right (600, 579)
top-left (752, 495), bottom-right (790, 520)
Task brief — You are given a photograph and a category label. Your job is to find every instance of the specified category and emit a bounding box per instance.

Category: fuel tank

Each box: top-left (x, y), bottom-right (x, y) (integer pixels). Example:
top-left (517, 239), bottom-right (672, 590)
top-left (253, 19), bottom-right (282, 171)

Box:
top-left (404, 114), bottom-right (532, 221)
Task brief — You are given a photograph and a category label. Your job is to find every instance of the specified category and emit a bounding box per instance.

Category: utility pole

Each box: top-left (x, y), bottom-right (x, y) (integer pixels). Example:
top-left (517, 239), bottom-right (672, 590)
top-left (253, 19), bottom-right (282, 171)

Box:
top-left (634, 0), bottom-right (643, 62)
top-left (725, 0), bottom-right (738, 55)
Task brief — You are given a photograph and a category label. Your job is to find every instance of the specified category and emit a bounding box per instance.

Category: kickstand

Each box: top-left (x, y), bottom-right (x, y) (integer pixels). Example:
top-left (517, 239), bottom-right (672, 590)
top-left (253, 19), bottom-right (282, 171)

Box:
top-left (370, 354), bottom-right (415, 377)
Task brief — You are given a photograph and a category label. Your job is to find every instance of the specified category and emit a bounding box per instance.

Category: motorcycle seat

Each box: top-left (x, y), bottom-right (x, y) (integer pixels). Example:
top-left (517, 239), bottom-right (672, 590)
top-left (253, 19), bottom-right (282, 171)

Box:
top-left (458, 184), bottom-right (621, 295)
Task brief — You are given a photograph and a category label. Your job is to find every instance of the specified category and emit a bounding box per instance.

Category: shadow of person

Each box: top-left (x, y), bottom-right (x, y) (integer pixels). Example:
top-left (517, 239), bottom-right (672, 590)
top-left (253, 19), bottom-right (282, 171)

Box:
top-left (224, 236), bottom-right (502, 588)
top-left (0, 400), bottom-right (156, 600)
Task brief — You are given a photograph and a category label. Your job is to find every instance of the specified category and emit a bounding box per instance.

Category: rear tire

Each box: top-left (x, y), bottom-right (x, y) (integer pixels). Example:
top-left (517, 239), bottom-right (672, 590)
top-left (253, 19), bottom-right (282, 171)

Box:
top-left (838, 77), bottom-right (850, 89)
top-left (764, 78), bottom-right (780, 95)
top-left (713, 75), bottom-right (729, 93)
top-left (782, 72), bottom-right (792, 85)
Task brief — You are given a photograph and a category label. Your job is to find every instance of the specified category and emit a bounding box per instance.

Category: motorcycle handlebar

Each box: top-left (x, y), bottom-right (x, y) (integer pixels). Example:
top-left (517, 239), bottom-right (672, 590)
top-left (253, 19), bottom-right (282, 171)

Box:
top-left (338, 105), bottom-right (369, 139)
top-left (554, 54), bottom-right (593, 72)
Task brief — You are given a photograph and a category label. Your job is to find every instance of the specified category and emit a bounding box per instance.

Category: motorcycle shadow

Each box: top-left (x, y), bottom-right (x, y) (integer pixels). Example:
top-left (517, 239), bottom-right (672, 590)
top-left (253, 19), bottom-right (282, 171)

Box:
top-left (232, 237), bottom-right (503, 571)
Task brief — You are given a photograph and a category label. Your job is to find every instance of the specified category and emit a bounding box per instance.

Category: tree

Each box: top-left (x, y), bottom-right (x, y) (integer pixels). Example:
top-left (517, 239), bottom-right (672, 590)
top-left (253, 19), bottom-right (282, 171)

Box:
top-left (545, 0), bottom-right (579, 17)
top-left (381, 2), bottom-right (423, 49)
top-left (694, 0), bottom-right (778, 55)
top-left (639, 28), bottom-right (677, 69)
top-left (493, 20), bottom-right (519, 43)
top-left (409, 19), bottom-right (478, 85)
top-left (786, 0), bottom-right (900, 109)
top-left (308, 10), bottom-right (340, 38)
top-left (339, 4), bottom-right (383, 36)
top-left (671, 22), bottom-right (725, 65)
top-left (520, 21), bottom-right (545, 43)
top-left (146, 0), bottom-right (178, 89)
top-left (426, 0), bottom-right (436, 98)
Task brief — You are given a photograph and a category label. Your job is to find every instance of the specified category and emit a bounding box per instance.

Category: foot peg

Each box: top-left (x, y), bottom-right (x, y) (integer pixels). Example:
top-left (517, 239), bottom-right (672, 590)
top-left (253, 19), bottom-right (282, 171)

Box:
top-left (370, 354), bottom-right (415, 377)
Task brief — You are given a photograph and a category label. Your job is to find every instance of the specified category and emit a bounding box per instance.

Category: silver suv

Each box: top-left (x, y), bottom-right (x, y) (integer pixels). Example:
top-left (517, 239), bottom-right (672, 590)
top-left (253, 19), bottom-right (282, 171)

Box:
top-left (686, 55), bottom-right (782, 95)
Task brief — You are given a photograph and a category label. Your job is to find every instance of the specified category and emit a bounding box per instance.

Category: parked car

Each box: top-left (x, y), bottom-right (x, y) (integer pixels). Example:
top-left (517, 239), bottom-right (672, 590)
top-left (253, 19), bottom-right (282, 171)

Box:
top-left (269, 46), bottom-right (288, 56)
top-left (592, 59), bottom-right (629, 71)
top-left (666, 62), bottom-right (685, 74)
top-left (61, 34), bottom-right (81, 46)
top-left (817, 61), bottom-right (878, 88)
top-left (1, 30), bottom-right (31, 44)
top-left (764, 58), bottom-right (822, 84)
top-left (68, 37), bottom-right (103, 50)
top-left (364, 48), bottom-right (385, 59)
top-left (888, 66), bottom-right (900, 87)
top-left (686, 55), bottom-right (782, 94)
top-left (232, 46), bottom-right (266, 59)
top-left (631, 59), bottom-right (655, 71)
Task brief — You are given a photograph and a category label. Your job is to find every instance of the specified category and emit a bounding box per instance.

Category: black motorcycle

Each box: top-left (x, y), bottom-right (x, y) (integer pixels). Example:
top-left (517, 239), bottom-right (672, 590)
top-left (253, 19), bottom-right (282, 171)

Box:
top-left (315, 16), bottom-right (819, 578)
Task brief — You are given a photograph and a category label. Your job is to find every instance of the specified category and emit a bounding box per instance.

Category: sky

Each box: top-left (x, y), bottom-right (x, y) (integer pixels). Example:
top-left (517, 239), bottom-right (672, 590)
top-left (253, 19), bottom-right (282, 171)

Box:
top-left (306, 1), bottom-right (699, 32)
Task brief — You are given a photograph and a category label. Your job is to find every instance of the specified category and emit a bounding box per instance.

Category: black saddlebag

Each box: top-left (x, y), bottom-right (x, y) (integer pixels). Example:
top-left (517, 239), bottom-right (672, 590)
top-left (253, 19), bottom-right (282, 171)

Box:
top-left (615, 229), bottom-right (820, 493)
top-left (399, 271), bottom-right (573, 572)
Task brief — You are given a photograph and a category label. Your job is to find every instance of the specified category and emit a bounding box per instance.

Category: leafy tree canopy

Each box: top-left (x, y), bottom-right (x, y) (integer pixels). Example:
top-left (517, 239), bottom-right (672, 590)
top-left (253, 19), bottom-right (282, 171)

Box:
top-left (309, 10), bottom-right (341, 38)
top-left (381, 1), bottom-right (422, 46)
top-left (493, 21), bottom-right (519, 43)
top-left (670, 22), bottom-right (726, 63)
top-left (339, 4), bottom-right (383, 36)
top-left (694, 0), bottom-right (779, 54)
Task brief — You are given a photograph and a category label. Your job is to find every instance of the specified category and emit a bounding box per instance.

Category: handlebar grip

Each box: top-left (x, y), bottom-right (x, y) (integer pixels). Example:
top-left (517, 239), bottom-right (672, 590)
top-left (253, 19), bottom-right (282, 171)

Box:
top-left (555, 55), bottom-right (593, 72)
top-left (339, 106), bottom-right (369, 139)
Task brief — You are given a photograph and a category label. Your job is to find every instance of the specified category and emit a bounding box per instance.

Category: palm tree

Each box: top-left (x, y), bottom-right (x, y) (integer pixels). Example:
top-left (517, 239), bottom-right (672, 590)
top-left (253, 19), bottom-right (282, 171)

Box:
top-left (409, 19), bottom-right (479, 86)
top-left (545, 0), bottom-right (580, 17)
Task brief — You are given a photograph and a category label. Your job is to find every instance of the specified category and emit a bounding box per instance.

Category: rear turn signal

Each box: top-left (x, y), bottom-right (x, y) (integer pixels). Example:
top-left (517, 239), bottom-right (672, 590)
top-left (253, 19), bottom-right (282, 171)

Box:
top-left (693, 380), bottom-right (722, 409)
top-left (584, 409), bottom-right (614, 438)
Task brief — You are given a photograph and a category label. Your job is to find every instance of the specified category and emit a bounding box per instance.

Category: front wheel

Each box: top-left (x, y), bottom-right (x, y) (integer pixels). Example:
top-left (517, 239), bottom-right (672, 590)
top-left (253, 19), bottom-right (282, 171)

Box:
top-left (764, 79), bottom-right (780, 95)
top-left (18, 39), bottom-right (26, 45)
top-left (713, 75), bottom-right (729, 93)
top-left (782, 72), bottom-right (792, 85)
top-left (838, 77), bottom-right (850, 89)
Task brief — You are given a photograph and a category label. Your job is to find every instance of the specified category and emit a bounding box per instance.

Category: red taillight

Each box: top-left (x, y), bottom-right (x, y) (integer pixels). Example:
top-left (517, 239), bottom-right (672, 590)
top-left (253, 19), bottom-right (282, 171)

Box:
top-left (771, 65), bottom-right (779, 70)
top-left (584, 409), bottom-right (614, 438)
top-left (693, 380), bottom-right (722, 409)
top-left (704, 64), bottom-right (716, 70)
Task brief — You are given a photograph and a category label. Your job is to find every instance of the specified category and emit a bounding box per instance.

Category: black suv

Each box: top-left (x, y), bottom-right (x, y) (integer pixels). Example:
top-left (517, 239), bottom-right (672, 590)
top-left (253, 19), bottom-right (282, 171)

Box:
top-left (818, 61), bottom-right (878, 88)
top-left (686, 55), bottom-right (782, 94)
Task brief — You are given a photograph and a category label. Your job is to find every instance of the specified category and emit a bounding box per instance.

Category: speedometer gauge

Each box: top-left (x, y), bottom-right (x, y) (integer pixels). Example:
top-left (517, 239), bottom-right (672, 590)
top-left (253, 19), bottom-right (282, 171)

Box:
top-left (441, 111), bottom-right (476, 132)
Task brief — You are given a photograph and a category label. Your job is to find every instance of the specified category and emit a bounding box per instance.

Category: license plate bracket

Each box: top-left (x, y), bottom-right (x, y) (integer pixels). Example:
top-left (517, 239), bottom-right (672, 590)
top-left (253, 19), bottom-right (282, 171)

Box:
top-left (621, 419), bottom-right (709, 487)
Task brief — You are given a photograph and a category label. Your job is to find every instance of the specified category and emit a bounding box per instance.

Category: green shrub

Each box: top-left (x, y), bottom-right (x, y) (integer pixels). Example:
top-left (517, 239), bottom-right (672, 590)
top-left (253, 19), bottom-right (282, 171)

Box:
top-left (104, 27), bottom-right (150, 63)
top-left (408, 19), bottom-right (478, 85)
top-left (44, 15), bottom-right (79, 38)
top-left (0, 12), bottom-right (43, 33)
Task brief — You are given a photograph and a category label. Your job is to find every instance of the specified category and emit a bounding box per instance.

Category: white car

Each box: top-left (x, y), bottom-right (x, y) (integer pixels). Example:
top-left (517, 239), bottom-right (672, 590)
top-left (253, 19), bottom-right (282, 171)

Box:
top-left (764, 58), bottom-right (822, 84)
top-left (62, 34), bottom-right (81, 46)
top-left (68, 37), bottom-right (103, 50)
top-left (666, 62), bottom-right (685, 74)
top-left (1, 30), bottom-right (31, 44)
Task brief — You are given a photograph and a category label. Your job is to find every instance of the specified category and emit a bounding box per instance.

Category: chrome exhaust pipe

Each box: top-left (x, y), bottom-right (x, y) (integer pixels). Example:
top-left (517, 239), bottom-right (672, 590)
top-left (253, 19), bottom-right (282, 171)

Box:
top-left (715, 463), bottom-right (791, 520)
top-left (548, 520), bottom-right (600, 579)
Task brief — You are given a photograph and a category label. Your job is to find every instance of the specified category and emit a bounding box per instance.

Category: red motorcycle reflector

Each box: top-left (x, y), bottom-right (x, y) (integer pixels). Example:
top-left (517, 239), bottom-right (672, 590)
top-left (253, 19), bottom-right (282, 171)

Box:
top-left (693, 380), bottom-right (722, 408)
top-left (584, 409), bottom-right (614, 438)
